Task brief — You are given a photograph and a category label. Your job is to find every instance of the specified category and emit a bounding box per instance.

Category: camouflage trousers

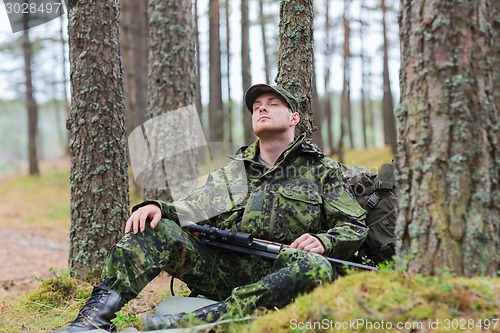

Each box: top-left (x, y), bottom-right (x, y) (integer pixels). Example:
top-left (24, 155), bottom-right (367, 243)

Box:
top-left (101, 219), bottom-right (336, 315)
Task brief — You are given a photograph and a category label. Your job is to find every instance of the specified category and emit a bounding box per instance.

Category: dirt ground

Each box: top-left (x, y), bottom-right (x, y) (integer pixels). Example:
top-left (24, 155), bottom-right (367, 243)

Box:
top-left (0, 159), bottom-right (175, 307)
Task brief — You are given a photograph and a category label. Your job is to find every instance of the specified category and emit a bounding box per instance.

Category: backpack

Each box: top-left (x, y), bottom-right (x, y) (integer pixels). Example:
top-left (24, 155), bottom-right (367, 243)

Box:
top-left (343, 161), bottom-right (398, 265)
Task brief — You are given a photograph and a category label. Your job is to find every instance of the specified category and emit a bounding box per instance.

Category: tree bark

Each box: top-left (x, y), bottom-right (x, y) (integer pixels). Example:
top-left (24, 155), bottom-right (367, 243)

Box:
top-left (342, 0), bottom-right (353, 148)
top-left (359, 0), bottom-right (369, 148)
top-left (143, 0), bottom-right (197, 201)
top-left (275, 0), bottom-right (314, 136)
top-left (241, 0), bottom-right (254, 144)
top-left (224, 0), bottom-right (233, 143)
top-left (259, 0), bottom-right (271, 84)
top-left (491, 0), bottom-right (500, 110)
top-left (67, 0), bottom-right (129, 279)
top-left (209, 0), bottom-right (224, 142)
top-left (22, 11), bottom-right (39, 176)
top-left (120, 0), bottom-right (148, 137)
top-left (324, 0), bottom-right (335, 154)
top-left (397, 0), bottom-right (500, 276)
top-left (194, 0), bottom-right (203, 121)
top-left (382, 0), bottom-right (397, 154)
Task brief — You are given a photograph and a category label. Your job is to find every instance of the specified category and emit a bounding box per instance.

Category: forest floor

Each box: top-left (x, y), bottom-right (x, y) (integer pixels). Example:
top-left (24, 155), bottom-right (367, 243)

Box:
top-left (0, 158), bottom-right (178, 312)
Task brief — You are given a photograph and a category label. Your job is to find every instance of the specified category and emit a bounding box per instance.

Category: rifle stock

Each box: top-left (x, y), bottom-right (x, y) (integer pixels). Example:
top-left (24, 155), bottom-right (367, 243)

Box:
top-left (184, 223), bottom-right (378, 271)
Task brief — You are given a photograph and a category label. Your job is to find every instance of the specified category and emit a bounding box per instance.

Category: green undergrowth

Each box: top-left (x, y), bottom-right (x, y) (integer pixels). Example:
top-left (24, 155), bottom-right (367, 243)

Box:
top-left (1, 269), bottom-right (498, 333)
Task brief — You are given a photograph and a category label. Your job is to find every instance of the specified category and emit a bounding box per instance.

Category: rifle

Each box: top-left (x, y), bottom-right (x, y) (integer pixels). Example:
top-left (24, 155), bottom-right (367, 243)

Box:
top-left (184, 223), bottom-right (378, 271)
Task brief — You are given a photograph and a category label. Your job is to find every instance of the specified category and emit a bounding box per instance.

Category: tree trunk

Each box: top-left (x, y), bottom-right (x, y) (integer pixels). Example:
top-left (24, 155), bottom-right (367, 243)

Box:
top-left (382, 0), bottom-right (397, 154)
top-left (311, 57), bottom-right (324, 150)
top-left (224, 0), bottom-right (233, 144)
top-left (209, 0), bottom-right (224, 142)
top-left (142, 0), bottom-right (197, 202)
top-left (359, 0), bottom-right (368, 148)
top-left (241, 0), bottom-right (254, 144)
top-left (120, 0), bottom-right (148, 137)
top-left (194, 0), bottom-right (203, 121)
top-left (324, 0), bottom-right (335, 154)
top-left (121, 0), bottom-right (148, 199)
top-left (342, 0), bottom-right (353, 149)
top-left (397, 0), bottom-right (500, 276)
top-left (259, 0), bottom-right (271, 84)
top-left (22, 12), bottom-right (39, 176)
top-left (275, 0), bottom-right (314, 136)
top-left (491, 0), bottom-right (500, 110)
top-left (67, 0), bottom-right (129, 279)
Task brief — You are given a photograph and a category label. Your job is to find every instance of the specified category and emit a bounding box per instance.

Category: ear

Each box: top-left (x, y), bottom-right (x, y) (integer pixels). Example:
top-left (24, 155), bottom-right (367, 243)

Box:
top-left (290, 112), bottom-right (300, 126)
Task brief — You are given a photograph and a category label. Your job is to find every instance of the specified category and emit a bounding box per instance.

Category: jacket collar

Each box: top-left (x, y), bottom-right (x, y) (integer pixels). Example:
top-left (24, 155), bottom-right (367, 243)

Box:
top-left (232, 133), bottom-right (324, 164)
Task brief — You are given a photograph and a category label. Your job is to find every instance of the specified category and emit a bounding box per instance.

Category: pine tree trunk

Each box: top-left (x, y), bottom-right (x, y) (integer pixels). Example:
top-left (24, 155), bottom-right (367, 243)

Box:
top-left (194, 0), bottom-right (203, 121)
top-left (382, 0), bottom-right (397, 154)
top-left (311, 58), bottom-right (324, 150)
top-left (397, 0), bottom-right (500, 276)
top-left (359, 0), bottom-right (368, 149)
top-left (143, 0), bottom-right (197, 201)
top-left (341, 0), bottom-right (354, 149)
top-left (324, 0), bottom-right (335, 154)
top-left (121, 0), bottom-right (147, 137)
top-left (275, 0), bottom-right (314, 135)
top-left (259, 0), bottom-right (271, 84)
top-left (22, 12), bottom-right (39, 176)
top-left (209, 0), bottom-right (224, 142)
top-left (241, 0), bottom-right (254, 144)
top-left (224, 0), bottom-right (233, 144)
top-left (121, 0), bottom-right (148, 199)
top-left (491, 1), bottom-right (500, 109)
top-left (67, 0), bottom-right (129, 279)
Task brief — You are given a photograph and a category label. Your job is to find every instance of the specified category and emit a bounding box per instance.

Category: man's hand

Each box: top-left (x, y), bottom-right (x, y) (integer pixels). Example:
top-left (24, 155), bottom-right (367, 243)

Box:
top-left (125, 204), bottom-right (162, 234)
top-left (290, 233), bottom-right (325, 254)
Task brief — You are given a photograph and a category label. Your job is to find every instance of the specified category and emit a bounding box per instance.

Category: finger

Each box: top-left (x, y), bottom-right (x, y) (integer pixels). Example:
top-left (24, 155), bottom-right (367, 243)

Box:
top-left (125, 215), bottom-right (133, 234)
top-left (296, 237), bottom-right (315, 250)
top-left (303, 241), bottom-right (323, 253)
top-left (150, 212), bottom-right (161, 229)
top-left (290, 234), bottom-right (309, 248)
top-left (139, 210), bottom-right (148, 233)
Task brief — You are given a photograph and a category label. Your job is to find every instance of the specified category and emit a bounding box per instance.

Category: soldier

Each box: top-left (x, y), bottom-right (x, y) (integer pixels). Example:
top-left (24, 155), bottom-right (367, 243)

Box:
top-left (51, 84), bottom-right (367, 332)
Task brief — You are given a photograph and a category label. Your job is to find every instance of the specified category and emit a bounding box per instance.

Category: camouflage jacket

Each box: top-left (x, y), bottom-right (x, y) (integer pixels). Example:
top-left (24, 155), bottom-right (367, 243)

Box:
top-left (135, 134), bottom-right (367, 260)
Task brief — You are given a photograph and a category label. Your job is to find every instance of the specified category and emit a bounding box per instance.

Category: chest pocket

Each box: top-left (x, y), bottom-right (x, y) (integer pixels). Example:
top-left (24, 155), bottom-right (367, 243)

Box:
top-left (272, 179), bottom-right (322, 243)
top-left (210, 185), bottom-right (249, 216)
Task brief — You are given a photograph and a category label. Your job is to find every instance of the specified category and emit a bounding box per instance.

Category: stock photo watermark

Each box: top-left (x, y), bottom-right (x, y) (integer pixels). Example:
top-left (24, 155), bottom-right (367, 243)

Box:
top-left (4, 0), bottom-right (66, 33)
top-left (289, 318), bottom-right (499, 331)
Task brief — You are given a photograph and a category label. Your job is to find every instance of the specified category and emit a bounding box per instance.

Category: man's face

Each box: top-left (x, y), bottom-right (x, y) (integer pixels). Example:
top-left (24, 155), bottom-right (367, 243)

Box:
top-left (251, 92), bottom-right (299, 137)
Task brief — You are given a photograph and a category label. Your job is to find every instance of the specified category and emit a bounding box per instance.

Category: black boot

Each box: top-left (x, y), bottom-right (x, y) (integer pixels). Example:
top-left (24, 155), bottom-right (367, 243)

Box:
top-left (50, 285), bottom-right (126, 333)
top-left (142, 301), bottom-right (227, 331)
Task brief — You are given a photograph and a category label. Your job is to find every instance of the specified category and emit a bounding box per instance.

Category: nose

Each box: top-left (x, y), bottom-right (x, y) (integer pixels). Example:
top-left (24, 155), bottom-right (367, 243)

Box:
top-left (256, 105), bottom-right (268, 114)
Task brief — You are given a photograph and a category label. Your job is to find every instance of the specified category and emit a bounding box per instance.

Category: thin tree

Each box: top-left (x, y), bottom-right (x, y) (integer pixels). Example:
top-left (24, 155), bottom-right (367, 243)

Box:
top-left (143, 0), bottom-right (198, 201)
top-left (223, 0), bottom-right (233, 143)
top-left (311, 56), bottom-right (324, 150)
top-left (381, 0), bottom-right (397, 154)
top-left (194, 0), bottom-right (203, 121)
top-left (22, 11), bottom-right (39, 176)
top-left (275, 0), bottom-right (314, 135)
top-left (397, 0), bottom-right (499, 276)
top-left (359, 0), bottom-right (369, 148)
top-left (209, 0), bottom-right (224, 142)
top-left (67, 0), bottom-right (129, 279)
top-left (241, 0), bottom-right (254, 144)
top-left (323, 0), bottom-right (335, 154)
top-left (259, 0), bottom-right (271, 84)
top-left (341, 0), bottom-right (353, 149)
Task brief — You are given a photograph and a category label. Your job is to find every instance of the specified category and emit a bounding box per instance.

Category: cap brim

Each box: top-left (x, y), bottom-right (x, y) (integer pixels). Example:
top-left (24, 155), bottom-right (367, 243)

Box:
top-left (244, 84), bottom-right (288, 113)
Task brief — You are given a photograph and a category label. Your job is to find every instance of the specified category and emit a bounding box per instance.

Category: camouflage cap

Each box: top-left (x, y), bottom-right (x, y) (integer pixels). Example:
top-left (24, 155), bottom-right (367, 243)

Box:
top-left (244, 84), bottom-right (300, 114)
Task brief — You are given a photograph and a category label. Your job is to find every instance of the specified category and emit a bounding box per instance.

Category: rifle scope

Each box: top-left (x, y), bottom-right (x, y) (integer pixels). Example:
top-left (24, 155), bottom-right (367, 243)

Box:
top-left (185, 224), bottom-right (253, 246)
